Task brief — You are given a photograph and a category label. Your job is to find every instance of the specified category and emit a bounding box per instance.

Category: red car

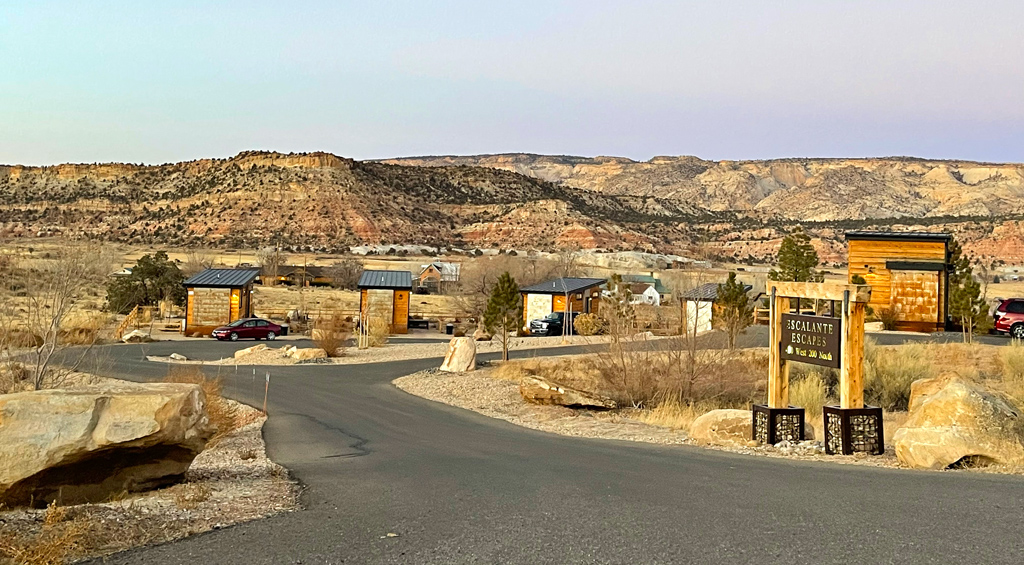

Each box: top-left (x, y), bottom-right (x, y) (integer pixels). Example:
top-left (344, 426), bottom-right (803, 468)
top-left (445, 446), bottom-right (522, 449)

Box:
top-left (993, 299), bottom-right (1024, 338)
top-left (211, 318), bottom-right (282, 341)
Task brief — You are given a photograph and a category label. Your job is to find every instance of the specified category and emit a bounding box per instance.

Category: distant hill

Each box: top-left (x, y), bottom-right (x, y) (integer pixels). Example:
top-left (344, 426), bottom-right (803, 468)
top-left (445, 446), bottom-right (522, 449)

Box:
top-left (4, 151), bottom-right (1024, 263)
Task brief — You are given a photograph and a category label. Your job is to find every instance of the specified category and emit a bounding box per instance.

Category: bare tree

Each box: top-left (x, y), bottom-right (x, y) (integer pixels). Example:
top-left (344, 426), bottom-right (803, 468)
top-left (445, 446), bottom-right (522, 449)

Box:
top-left (324, 258), bottom-right (362, 290)
top-left (1, 243), bottom-right (112, 391)
top-left (256, 247), bottom-right (283, 286)
top-left (182, 247), bottom-right (215, 277)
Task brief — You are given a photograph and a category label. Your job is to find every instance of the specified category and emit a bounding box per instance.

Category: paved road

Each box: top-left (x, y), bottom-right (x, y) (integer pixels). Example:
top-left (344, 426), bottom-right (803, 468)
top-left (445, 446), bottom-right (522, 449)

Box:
top-left (86, 333), bottom-right (1024, 564)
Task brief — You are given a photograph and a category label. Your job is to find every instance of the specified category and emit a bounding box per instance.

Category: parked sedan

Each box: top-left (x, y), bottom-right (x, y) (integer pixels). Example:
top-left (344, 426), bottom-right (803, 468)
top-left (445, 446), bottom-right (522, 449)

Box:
top-left (211, 318), bottom-right (282, 341)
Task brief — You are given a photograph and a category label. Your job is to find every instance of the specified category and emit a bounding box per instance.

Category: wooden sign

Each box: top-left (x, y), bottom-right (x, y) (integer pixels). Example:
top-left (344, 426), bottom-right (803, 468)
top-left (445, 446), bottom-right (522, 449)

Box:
top-left (780, 313), bottom-right (841, 369)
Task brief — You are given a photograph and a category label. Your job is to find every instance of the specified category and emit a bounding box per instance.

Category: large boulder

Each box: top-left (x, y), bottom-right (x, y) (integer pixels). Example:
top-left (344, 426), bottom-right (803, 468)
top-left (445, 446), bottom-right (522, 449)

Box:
top-left (907, 373), bottom-right (957, 413)
top-left (894, 377), bottom-right (1024, 470)
top-left (440, 337), bottom-right (476, 372)
top-left (289, 347), bottom-right (328, 361)
top-left (0, 383), bottom-right (213, 508)
top-left (690, 409), bottom-right (752, 445)
top-left (519, 375), bottom-right (616, 410)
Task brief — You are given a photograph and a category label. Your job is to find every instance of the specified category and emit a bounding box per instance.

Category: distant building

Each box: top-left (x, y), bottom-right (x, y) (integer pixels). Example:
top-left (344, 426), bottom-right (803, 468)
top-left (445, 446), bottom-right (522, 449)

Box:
top-left (417, 261), bottom-right (461, 292)
top-left (619, 274), bottom-right (672, 303)
top-left (357, 270), bottom-right (413, 334)
top-left (679, 282), bottom-right (752, 335)
top-left (277, 265), bottom-right (332, 287)
top-left (519, 277), bottom-right (606, 332)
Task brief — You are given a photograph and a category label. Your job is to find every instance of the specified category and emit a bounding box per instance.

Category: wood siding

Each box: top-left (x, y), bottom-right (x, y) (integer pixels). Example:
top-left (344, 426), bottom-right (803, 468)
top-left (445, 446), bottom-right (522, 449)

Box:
top-left (186, 287), bottom-right (233, 328)
top-left (392, 290), bottom-right (410, 334)
top-left (847, 239), bottom-right (947, 331)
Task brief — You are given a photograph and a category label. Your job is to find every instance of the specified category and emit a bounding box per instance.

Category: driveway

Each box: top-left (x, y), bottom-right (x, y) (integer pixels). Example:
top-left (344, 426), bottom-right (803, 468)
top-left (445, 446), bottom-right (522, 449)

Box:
top-left (85, 336), bottom-right (1024, 564)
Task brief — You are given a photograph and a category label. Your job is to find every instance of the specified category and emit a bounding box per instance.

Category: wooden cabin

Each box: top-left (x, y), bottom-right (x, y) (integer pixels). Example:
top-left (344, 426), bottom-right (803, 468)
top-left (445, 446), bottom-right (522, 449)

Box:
top-left (183, 268), bottom-right (261, 335)
top-left (520, 277), bottom-right (606, 332)
top-left (845, 231), bottom-right (952, 332)
top-left (357, 270), bottom-right (413, 334)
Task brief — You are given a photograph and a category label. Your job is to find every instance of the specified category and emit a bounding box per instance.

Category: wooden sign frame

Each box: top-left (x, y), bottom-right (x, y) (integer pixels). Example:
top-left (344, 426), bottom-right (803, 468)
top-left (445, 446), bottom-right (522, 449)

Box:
top-left (767, 281), bottom-right (871, 410)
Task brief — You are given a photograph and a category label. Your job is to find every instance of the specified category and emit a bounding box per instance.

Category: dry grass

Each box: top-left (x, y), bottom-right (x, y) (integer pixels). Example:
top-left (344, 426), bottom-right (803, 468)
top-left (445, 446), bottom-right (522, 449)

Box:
top-left (638, 399), bottom-right (730, 431)
top-left (41, 502), bottom-right (66, 527)
top-left (163, 366), bottom-right (238, 444)
top-left (171, 482), bottom-right (212, 511)
top-left (790, 371), bottom-right (828, 417)
top-left (864, 340), bottom-right (935, 411)
top-left (312, 314), bottom-right (351, 357)
top-left (367, 317), bottom-right (390, 347)
top-left (0, 519), bottom-right (88, 565)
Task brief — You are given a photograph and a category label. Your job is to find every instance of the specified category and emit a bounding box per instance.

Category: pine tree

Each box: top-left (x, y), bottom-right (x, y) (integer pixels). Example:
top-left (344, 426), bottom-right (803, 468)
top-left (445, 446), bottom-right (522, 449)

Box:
top-left (715, 272), bottom-right (752, 348)
top-left (769, 226), bottom-right (822, 282)
top-left (484, 272), bottom-right (522, 361)
top-left (947, 236), bottom-right (991, 343)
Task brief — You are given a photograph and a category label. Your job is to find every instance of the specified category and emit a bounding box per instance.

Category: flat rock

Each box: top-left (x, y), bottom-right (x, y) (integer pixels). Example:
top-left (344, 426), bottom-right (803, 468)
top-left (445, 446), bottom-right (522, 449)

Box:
top-left (894, 377), bottom-right (1024, 470)
top-left (690, 409), bottom-right (752, 446)
top-left (121, 329), bottom-right (153, 343)
top-left (864, 321), bottom-right (885, 332)
top-left (440, 337), bottom-right (476, 372)
top-left (169, 353), bottom-right (187, 361)
top-left (0, 383), bottom-right (212, 508)
top-left (519, 375), bottom-right (616, 410)
top-left (234, 344), bottom-right (268, 358)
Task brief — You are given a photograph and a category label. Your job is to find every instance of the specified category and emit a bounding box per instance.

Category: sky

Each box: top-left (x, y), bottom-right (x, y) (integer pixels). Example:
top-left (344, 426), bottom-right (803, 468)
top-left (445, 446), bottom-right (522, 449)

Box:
top-left (2, 0), bottom-right (1023, 165)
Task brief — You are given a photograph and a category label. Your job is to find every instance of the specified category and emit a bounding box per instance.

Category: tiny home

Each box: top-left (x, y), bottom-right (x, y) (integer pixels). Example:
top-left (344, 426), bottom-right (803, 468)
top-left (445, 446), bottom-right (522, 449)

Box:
top-left (680, 282), bottom-right (752, 335)
top-left (183, 268), bottom-right (261, 334)
top-left (520, 277), bottom-right (606, 332)
top-left (357, 270), bottom-right (413, 334)
top-left (845, 231), bottom-right (952, 332)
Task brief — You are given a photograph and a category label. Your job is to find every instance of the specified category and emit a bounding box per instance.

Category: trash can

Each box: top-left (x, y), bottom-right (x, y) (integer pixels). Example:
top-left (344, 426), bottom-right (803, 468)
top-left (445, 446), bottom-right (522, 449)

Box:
top-left (280, 324), bottom-right (289, 336)
top-left (446, 323), bottom-right (455, 335)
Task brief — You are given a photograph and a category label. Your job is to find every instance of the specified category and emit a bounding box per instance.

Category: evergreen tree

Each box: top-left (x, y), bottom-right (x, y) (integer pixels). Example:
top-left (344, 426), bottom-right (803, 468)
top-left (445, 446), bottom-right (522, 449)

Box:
top-left (484, 272), bottom-right (522, 361)
top-left (947, 237), bottom-right (991, 342)
top-left (715, 272), bottom-right (752, 349)
top-left (106, 251), bottom-right (186, 314)
top-left (768, 226), bottom-right (822, 282)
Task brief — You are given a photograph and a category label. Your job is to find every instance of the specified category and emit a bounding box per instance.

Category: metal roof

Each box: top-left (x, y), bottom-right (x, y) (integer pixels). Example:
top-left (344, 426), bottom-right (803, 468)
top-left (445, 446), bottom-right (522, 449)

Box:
top-left (357, 270), bottom-right (413, 289)
top-left (844, 231), bottom-right (952, 243)
top-left (681, 282), bottom-right (752, 302)
top-left (183, 268), bottom-right (261, 288)
top-left (520, 277), bottom-right (606, 295)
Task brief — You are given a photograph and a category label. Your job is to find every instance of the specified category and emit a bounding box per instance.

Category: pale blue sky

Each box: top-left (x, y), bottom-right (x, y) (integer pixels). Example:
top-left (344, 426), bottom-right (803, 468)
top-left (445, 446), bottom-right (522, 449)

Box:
top-left (2, 1), bottom-right (1023, 165)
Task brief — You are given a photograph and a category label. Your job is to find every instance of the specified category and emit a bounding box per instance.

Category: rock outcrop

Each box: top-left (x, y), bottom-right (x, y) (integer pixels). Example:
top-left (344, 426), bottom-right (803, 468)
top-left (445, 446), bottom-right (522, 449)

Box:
top-left (519, 376), bottom-right (616, 409)
top-left (0, 384), bottom-right (212, 508)
top-left (234, 344), bottom-right (268, 358)
top-left (440, 337), bottom-right (476, 373)
top-left (894, 377), bottom-right (1024, 470)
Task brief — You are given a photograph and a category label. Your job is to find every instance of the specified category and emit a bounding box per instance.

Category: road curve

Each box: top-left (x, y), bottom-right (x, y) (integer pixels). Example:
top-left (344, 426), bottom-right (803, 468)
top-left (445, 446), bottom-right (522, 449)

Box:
top-left (85, 335), bottom-right (1024, 564)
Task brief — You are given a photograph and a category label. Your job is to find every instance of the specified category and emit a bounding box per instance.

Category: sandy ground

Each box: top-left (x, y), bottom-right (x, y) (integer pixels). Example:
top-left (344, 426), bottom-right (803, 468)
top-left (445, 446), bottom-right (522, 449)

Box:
top-left (392, 366), bottom-right (1024, 473)
top-left (0, 376), bottom-right (300, 564)
top-left (150, 334), bottom-right (649, 366)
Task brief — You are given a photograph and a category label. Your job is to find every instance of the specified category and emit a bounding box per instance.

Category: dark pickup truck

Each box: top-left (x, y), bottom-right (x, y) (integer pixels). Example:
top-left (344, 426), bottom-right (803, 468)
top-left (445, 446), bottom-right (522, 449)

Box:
top-left (529, 311), bottom-right (579, 336)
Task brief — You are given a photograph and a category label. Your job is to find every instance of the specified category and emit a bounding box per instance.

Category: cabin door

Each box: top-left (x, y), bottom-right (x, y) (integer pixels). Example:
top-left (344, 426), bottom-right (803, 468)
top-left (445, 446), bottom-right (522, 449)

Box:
top-left (891, 270), bottom-right (940, 324)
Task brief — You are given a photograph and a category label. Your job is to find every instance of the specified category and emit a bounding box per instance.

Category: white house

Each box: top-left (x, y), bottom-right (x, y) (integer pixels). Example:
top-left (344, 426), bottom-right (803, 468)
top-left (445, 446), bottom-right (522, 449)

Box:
top-left (627, 283), bottom-right (661, 306)
top-left (679, 281), bottom-right (752, 335)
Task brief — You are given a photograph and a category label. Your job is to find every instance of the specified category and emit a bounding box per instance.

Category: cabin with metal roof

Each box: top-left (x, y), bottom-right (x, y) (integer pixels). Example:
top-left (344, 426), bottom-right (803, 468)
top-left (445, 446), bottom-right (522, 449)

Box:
top-left (520, 277), bottom-right (606, 333)
top-left (845, 231), bottom-right (952, 332)
top-left (357, 270), bottom-right (413, 334)
top-left (182, 268), bottom-right (261, 334)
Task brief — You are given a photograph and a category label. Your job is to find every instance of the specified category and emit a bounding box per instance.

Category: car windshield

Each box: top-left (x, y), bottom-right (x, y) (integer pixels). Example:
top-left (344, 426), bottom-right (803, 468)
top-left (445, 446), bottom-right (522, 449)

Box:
top-left (226, 320), bottom-right (247, 327)
top-left (544, 312), bottom-right (562, 320)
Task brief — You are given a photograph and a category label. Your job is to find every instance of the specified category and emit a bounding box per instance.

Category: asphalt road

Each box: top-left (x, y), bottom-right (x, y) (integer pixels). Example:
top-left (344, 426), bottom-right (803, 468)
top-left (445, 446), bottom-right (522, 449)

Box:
top-left (84, 331), bottom-right (1024, 564)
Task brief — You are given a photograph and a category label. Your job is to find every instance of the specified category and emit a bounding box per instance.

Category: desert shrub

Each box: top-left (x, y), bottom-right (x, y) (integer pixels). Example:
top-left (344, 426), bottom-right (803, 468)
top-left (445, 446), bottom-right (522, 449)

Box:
top-left (367, 317), bottom-right (390, 347)
top-left (312, 314), bottom-right (350, 357)
top-left (164, 366), bottom-right (237, 444)
top-left (639, 399), bottom-right (730, 431)
top-left (1000, 340), bottom-right (1024, 382)
top-left (573, 313), bottom-right (603, 336)
top-left (1, 329), bottom-right (44, 348)
top-left (878, 307), bottom-right (900, 331)
top-left (0, 519), bottom-right (88, 565)
top-left (864, 340), bottom-right (934, 411)
top-left (172, 482), bottom-right (212, 510)
top-left (789, 371), bottom-right (828, 416)
top-left (0, 362), bottom-right (31, 394)
top-left (453, 327), bottom-right (466, 337)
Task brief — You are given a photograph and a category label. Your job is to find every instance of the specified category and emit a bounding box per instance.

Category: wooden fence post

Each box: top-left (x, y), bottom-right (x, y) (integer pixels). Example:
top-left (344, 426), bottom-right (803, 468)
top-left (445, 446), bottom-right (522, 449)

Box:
top-left (767, 287), bottom-right (791, 408)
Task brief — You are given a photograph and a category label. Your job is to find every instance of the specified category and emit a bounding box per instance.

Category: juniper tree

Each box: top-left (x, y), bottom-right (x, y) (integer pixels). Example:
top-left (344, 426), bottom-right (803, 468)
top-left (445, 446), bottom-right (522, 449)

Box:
top-left (484, 272), bottom-right (522, 361)
top-left (769, 226), bottom-right (822, 282)
top-left (947, 237), bottom-right (991, 342)
top-left (715, 272), bottom-right (752, 349)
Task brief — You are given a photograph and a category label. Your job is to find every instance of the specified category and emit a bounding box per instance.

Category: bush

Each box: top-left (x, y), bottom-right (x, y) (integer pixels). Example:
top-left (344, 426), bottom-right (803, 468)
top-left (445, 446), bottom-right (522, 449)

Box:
top-left (312, 314), bottom-right (350, 357)
top-left (1001, 340), bottom-right (1024, 382)
top-left (367, 317), bottom-right (390, 347)
top-left (164, 366), bottom-right (238, 444)
top-left (573, 313), bottom-right (603, 336)
top-left (864, 340), bottom-right (933, 411)
top-left (878, 307), bottom-right (900, 331)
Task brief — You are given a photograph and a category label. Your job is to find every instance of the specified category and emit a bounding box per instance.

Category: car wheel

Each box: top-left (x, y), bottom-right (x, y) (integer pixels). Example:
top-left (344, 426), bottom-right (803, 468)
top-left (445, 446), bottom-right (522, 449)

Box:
top-left (229, 332), bottom-right (239, 341)
top-left (1012, 325), bottom-right (1024, 340)
top-left (266, 331), bottom-right (276, 340)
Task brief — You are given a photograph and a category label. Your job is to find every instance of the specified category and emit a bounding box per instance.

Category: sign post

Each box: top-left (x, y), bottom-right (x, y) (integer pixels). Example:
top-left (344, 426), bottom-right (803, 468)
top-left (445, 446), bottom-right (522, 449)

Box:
top-left (754, 281), bottom-right (883, 455)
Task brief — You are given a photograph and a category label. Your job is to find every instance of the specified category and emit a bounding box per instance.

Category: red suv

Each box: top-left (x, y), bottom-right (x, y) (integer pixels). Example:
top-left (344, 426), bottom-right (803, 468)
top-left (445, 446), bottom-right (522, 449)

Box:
top-left (994, 299), bottom-right (1024, 338)
top-left (211, 318), bottom-right (282, 341)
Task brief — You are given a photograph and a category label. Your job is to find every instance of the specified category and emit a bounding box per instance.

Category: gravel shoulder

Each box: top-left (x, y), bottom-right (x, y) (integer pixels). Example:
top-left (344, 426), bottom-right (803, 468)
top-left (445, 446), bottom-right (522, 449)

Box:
top-left (0, 376), bottom-right (300, 564)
